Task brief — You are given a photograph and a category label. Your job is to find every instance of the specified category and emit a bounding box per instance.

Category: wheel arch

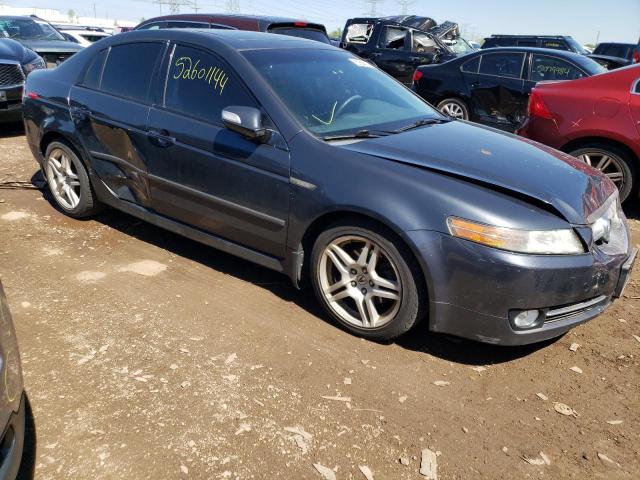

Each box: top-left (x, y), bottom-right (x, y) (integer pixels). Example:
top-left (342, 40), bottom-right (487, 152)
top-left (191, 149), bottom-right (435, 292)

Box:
top-left (561, 136), bottom-right (639, 168)
top-left (39, 130), bottom-right (90, 170)
top-left (295, 209), bottom-right (434, 317)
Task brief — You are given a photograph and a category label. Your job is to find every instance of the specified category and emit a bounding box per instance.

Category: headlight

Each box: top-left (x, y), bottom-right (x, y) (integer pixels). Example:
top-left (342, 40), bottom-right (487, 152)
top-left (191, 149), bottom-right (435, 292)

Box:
top-left (23, 55), bottom-right (47, 74)
top-left (447, 217), bottom-right (585, 255)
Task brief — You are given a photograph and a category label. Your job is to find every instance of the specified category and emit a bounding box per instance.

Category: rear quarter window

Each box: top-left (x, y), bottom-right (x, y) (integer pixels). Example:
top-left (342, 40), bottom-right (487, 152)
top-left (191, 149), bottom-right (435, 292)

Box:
top-left (81, 48), bottom-right (107, 89)
top-left (461, 56), bottom-right (480, 73)
top-left (344, 23), bottom-right (374, 44)
top-left (101, 42), bottom-right (164, 102)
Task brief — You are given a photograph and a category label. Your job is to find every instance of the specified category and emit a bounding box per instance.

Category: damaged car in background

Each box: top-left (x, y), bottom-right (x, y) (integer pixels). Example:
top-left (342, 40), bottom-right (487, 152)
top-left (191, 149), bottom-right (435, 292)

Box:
top-left (340, 15), bottom-right (474, 84)
top-left (22, 29), bottom-right (636, 346)
top-left (0, 15), bottom-right (82, 67)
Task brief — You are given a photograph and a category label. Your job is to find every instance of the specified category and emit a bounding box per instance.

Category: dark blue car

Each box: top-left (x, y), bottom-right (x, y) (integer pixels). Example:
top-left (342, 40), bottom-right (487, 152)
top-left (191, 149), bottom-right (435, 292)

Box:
top-left (22, 29), bottom-right (636, 345)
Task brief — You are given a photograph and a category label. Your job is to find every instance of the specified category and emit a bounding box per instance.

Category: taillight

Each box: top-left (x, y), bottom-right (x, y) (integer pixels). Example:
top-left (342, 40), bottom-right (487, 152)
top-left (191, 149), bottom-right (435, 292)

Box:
top-left (528, 89), bottom-right (553, 120)
top-left (633, 49), bottom-right (639, 64)
top-left (26, 92), bottom-right (40, 99)
top-left (412, 70), bottom-right (423, 83)
top-left (294, 22), bottom-right (308, 27)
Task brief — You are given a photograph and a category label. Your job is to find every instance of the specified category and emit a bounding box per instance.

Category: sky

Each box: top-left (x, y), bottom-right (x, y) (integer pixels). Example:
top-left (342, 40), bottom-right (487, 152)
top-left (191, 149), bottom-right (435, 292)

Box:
top-left (3, 0), bottom-right (640, 45)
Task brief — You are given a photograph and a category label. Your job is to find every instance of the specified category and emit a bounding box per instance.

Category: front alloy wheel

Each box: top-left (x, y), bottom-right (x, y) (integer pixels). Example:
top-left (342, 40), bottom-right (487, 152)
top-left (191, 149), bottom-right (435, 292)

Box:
top-left (311, 221), bottom-right (426, 341)
top-left (319, 235), bottom-right (401, 329)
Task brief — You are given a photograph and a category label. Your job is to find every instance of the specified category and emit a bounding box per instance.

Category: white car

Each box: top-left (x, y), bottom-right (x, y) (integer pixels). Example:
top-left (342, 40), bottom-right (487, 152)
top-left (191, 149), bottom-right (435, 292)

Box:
top-left (55, 26), bottom-right (110, 47)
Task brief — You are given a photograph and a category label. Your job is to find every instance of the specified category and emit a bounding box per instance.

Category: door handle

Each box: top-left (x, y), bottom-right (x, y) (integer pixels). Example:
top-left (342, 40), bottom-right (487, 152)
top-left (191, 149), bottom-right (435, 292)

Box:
top-left (147, 128), bottom-right (176, 147)
top-left (470, 82), bottom-right (480, 88)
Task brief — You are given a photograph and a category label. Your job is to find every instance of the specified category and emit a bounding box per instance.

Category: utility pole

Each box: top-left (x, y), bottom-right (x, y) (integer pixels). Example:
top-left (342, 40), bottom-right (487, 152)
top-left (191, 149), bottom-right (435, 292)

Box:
top-left (397, 0), bottom-right (413, 15)
top-left (152, 0), bottom-right (194, 14)
top-left (225, 0), bottom-right (240, 13)
top-left (364, 0), bottom-right (383, 16)
top-left (93, 2), bottom-right (97, 18)
top-left (595, 30), bottom-right (600, 46)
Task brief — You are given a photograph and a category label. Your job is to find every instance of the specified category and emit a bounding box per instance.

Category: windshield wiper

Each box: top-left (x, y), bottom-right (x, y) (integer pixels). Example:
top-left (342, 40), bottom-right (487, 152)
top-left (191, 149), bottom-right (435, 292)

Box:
top-left (394, 117), bottom-right (452, 133)
top-left (322, 129), bottom-right (391, 141)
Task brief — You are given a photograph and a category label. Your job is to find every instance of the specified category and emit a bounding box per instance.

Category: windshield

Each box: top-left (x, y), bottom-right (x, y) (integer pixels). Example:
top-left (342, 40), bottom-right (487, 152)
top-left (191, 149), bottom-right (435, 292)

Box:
top-left (565, 37), bottom-right (589, 55)
top-left (443, 36), bottom-right (475, 55)
top-left (593, 43), bottom-right (633, 59)
top-left (243, 49), bottom-right (440, 137)
top-left (268, 27), bottom-right (331, 45)
top-left (0, 18), bottom-right (66, 41)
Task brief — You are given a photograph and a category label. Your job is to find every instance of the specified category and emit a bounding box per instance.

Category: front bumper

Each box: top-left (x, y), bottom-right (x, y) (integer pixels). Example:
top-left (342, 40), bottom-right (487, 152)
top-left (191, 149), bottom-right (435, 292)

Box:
top-left (0, 393), bottom-right (25, 480)
top-left (405, 230), bottom-right (635, 345)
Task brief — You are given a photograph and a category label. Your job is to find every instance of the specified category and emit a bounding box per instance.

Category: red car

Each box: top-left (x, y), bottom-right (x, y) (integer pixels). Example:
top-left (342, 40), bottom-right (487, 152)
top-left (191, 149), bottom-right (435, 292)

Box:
top-left (518, 64), bottom-right (640, 202)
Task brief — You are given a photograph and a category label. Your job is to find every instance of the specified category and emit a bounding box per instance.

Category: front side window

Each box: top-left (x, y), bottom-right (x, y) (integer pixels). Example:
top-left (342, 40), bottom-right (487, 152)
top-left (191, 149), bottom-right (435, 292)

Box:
top-left (530, 55), bottom-right (585, 81)
top-left (412, 32), bottom-right (438, 54)
top-left (379, 26), bottom-right (407, 50)
top-left (243, 49), bottom-right (441, 138)
top-left (164, 44), bottom-right (256, 122)
top-left (101, 43), bottom-right (164, 101)
top-left (479, 52), bottom-right (525, 79)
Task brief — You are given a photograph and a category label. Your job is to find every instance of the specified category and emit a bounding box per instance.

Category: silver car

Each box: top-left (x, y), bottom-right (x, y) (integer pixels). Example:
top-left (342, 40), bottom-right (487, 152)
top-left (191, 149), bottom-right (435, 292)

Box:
top-left (0, 280), bottom-right (24, 479)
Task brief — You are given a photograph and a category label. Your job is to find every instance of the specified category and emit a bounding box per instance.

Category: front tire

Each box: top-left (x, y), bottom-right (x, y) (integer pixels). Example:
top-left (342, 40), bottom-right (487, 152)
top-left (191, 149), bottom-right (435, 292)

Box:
top-left (44, 141), bottom-right (101, 218)
top-left (310, 219), bottom-right (427, 341)
top-left (437, 98), bottom-right (469, 120)
top-left (569, 143), bottom-right (636, 202)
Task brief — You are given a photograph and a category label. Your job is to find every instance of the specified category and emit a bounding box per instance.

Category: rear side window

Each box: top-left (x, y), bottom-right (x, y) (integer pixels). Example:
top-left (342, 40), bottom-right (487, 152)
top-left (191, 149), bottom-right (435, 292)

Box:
top-left (167, 21), bottom-right (210, 29)
top-left (344, 23), bottom-right (373, 44)
top-left (137, 22), bottom-right (166, 30)
top-left (268, 27), bottom-right (330, 44)
top-left (541, 40), bottom-right (567, 50)
top-left (479, 53), bottom-right (524, 78)
top-left (101, 43), bottom-right (164, 101)
top-left (530, 55), bottom-right (585, 82)
top-left (379, 26), bottom-right (407, 50)
top-left (82, 49), bottom-right (107, 89)
top-left (461, 56), bottom-right (480, 73)
top-left (164, 44), bottom-right (257, 122)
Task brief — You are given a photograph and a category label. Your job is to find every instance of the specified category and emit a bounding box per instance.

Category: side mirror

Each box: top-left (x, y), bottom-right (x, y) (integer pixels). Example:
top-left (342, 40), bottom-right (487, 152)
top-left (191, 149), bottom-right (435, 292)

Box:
top-left (221, 106), bottom-right (267, 141)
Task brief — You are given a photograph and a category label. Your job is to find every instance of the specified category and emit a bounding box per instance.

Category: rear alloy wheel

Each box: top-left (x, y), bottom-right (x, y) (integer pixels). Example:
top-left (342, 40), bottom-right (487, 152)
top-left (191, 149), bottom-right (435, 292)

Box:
top-left (437, 98), bottom-right (469, 120)
top-left (311, 221), bottom-right (426, 341)
top-left (44, 141), bottom-right (101, 218)
top-left (570, 144), bottom-right (636, 202)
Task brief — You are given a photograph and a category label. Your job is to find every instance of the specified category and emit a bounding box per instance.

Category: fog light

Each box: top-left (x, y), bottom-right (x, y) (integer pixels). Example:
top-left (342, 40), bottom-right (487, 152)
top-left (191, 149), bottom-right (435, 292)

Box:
top-left (513, 310), bottom-right (541, 329)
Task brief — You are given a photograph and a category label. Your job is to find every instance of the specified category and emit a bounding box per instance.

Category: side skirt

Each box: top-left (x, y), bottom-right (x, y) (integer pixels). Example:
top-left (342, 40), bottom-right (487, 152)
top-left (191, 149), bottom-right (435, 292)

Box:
top-left (91, 174), bottom-right (286, 274)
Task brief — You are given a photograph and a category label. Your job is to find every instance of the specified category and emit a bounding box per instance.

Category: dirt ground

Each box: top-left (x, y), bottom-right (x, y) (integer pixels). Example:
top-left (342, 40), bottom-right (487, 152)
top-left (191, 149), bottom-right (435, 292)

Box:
top-left (0, 124), bottom-right (638, 480)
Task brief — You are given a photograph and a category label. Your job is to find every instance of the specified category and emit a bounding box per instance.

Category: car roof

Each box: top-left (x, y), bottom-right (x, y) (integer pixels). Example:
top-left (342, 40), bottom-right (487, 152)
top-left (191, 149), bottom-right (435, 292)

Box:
top-left (138, 13), bottom-right (318, 25)
top-left (475, 46), bottom-right (585, 58)
top-left (486, 34), bottom-right (572, 39)
top-left (119, 28), bottom-right (336, 51)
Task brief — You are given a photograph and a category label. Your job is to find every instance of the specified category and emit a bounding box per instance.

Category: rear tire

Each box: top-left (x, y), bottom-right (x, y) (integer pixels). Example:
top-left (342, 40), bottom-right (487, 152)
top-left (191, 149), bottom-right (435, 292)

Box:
top-left (44, 141), bottom-right (101, 218)
top-left (437, 98), bottom-right (469, 120)
top-left (569, 143), bottom-right (637, 202)
top-left (310, 219), bottom-right (427, 341)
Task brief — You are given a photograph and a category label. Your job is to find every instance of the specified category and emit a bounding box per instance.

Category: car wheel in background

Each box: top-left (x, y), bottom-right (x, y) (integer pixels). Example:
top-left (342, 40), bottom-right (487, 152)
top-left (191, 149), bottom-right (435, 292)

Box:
top-left (437, 98), bottom-right (469, 120)
top-left (570, 143), bottom-right (636, 202)
top-left (311, 219), bottom-right (427, 341)
top-left (44, 141), bottom-right (101, 218)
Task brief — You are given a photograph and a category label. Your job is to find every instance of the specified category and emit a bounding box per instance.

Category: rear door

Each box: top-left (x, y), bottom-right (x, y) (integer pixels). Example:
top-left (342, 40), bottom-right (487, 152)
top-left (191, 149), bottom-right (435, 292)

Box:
top-left (69, 41), bottom-right (166, 208)
top-left (630, 77), bottom-right (640, 136)
top-left (463, 51), bottom-right (526, 129)
top-left (145, 43), bottom-right (290, 257)
top-left (375, 25), bottom-right (413, 84)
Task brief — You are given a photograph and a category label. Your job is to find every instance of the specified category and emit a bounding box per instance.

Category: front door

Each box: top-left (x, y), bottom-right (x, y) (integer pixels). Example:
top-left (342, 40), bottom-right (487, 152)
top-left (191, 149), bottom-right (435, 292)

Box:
top-left (69, 41), bottom-right (166, 207)
top-left (630, 77), bottom-right (640, 137)
top-left (146, 43), bottom-right (291, 258)
top-left (464, 51), bottom-right (526, 130)
top-left (374, 25), bottom-right (412, 84)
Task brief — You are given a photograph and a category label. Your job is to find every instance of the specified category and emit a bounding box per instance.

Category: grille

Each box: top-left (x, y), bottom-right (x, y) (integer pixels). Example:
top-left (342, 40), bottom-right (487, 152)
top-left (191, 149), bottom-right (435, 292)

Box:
top-left (0, 63), bottom-right (24, 87)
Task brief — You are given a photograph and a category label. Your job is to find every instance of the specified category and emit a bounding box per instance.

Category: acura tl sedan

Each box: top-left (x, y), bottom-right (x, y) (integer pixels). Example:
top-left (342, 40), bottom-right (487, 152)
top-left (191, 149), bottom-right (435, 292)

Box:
top-left (22, 30), bottom-right (637, 345)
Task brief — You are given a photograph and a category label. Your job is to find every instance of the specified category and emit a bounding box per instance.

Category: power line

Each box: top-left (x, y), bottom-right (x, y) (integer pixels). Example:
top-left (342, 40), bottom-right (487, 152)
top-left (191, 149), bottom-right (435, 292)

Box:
top-left (151, 0), bottom-right (194, 14)
top-left (224, 0), bottom-right (240, 13)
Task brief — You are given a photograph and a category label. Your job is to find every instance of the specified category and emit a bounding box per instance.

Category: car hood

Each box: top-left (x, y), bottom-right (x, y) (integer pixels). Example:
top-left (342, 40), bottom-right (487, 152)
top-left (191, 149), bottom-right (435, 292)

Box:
top-left (0, 38), bottom-right (28, 63)
top-left (16, 39), bottom-right (83, 54)
top-left (340, 121), bottom-right (615, 225)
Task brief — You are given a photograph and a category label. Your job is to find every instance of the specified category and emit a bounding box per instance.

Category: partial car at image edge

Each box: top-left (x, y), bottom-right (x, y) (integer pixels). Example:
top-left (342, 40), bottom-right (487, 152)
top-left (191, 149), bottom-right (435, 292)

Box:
top-left (21, 29), bottom-right (636, 346)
